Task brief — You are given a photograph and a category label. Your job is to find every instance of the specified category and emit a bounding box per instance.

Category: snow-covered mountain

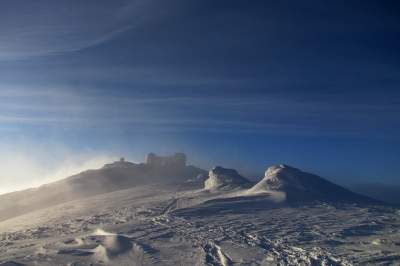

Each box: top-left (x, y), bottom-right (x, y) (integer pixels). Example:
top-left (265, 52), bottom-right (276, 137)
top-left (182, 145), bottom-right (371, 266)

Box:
top-left (0, 155), bottom-right (398, 265)
top-left (0, 154), bottom-right (205, 222)
top-left (248, 164), bottom-right (380, 204)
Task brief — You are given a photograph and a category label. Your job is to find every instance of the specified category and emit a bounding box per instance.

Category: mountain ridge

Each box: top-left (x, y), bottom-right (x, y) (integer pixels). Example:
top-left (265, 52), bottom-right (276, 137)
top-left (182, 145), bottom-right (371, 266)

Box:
top-left (0, 153), bottom-right (206, 222)
top-left (0, 155), bottom-right (384, 223)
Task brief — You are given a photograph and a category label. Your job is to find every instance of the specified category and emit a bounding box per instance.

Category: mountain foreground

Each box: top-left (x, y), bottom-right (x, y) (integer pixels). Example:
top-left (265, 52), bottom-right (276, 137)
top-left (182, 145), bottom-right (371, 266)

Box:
top-left (0, 153), bottom-right (399, 265)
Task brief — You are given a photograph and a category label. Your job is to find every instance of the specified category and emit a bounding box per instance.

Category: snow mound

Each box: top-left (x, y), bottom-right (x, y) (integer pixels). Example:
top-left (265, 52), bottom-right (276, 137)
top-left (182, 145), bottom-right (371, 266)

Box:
top-left (249, 164), bottom-right (303, 193)
top-left (204, 166), bottom-right (252, 191)
top-left (90, 230), bottom-right (137, 264)
top-left (249, 164), bottom-right (379, 203)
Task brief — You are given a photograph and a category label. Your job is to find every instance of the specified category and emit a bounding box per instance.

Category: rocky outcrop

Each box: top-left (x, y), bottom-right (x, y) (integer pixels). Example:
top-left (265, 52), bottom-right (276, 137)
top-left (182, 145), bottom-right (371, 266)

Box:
top-left (204, 166), bottom-right (252, 191)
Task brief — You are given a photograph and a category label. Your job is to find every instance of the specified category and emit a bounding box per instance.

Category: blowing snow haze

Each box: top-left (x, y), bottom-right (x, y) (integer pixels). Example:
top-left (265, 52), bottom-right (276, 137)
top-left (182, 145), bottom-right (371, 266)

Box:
top-left (1, 0), bottom-right (400, 265)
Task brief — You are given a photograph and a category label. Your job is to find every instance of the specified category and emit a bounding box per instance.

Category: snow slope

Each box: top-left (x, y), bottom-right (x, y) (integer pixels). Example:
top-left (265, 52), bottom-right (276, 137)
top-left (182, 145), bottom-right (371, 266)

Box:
top-left (0, 160), bottom-right (398, 265)
top-left (0, 157), bottom-right (205, 222)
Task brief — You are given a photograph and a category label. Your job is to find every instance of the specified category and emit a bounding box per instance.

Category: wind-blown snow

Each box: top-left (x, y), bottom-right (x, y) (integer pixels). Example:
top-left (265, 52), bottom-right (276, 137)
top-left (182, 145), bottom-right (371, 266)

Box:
top-left (0, 158), bottom-right (398, 265)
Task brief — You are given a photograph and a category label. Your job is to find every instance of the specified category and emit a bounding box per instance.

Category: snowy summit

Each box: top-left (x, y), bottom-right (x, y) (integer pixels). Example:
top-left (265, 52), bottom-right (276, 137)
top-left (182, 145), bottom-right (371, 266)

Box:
top-left (249, 164), bottom-right (379, 203)
top-left (204, 166), bottom-right (252, 191)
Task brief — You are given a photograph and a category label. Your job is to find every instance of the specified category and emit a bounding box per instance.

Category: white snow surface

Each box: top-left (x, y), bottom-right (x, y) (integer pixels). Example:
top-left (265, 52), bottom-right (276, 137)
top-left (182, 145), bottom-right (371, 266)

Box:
top-left (0, 163), bottom-right (399, 265)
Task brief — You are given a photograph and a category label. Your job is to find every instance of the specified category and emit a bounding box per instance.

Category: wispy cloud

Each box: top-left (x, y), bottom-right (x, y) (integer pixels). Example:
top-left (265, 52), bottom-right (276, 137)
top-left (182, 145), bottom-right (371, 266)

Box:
top-left (0, 0), bottom-right (168, 60)
top-left (0, 86), bottom-right (398, 137)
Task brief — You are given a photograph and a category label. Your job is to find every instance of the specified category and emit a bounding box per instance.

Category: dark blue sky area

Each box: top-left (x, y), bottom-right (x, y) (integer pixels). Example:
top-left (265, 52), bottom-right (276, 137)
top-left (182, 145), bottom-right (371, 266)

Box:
top-left (0, 0), bottom-right (399, 187)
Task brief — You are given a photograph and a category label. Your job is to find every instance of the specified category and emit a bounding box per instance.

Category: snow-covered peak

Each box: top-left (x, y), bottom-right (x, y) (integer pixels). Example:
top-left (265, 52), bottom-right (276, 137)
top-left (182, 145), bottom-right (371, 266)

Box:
top-left (265, 164), bottom-right (296, 176)
top-left (263, 164), bottom-right (304, 191)
top-left (204, 166), bottom-right (251, 191)
top-left (249, 164), bottom-right (378, 203)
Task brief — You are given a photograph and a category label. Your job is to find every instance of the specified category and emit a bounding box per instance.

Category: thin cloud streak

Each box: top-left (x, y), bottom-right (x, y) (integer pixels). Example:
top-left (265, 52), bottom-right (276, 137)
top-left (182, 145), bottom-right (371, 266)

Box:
top-left (0, 89), bottom-right (398, 137)
top-left (0, 1), bottom-right (145, 60)
top-left (0, 86), bottom-right (398, 117)
top-left (0, 0), bottom-right (185, 61)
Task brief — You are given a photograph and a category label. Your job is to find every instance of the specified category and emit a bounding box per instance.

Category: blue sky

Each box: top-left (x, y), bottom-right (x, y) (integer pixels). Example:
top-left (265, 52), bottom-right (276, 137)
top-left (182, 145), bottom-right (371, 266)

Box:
top-left (0, 0), bottom-right (399, 193)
